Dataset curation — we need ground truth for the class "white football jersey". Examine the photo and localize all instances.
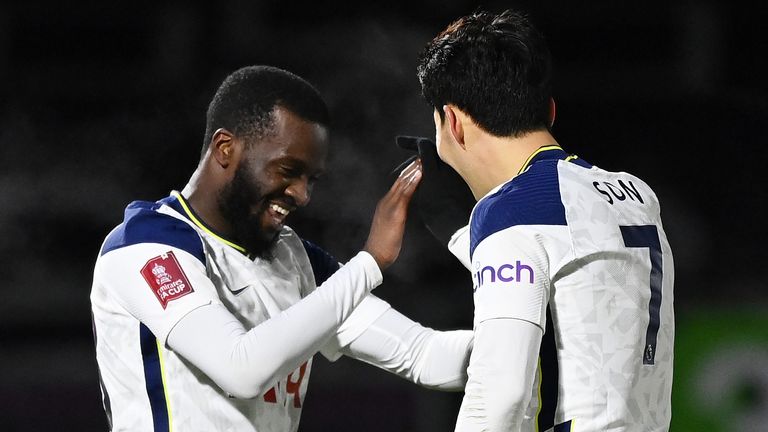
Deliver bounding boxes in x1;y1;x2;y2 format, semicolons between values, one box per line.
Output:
90;191;388;432
469;146;674;431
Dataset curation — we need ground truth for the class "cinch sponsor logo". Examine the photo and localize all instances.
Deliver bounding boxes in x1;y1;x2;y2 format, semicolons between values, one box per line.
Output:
473;260;534;291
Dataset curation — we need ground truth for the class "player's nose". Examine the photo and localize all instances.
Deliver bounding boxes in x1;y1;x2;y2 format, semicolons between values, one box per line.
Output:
285;177;311;207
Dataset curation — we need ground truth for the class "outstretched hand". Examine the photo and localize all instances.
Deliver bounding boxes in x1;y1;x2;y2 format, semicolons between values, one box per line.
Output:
364;159;422;270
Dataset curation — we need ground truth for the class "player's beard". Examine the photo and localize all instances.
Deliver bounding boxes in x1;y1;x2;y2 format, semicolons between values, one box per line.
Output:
217;160;280;261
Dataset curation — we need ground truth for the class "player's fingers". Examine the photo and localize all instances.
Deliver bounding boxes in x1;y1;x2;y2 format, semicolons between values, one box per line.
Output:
399;158;421;178
390;161;422;201
388;159;421;194
400;164;422;197
398;159;422;188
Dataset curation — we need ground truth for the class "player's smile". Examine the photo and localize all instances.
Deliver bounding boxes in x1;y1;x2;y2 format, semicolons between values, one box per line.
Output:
214;106;328;258
261;199;296;232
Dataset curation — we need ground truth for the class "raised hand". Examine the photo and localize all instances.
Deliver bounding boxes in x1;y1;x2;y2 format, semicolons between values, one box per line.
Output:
364;159;422;269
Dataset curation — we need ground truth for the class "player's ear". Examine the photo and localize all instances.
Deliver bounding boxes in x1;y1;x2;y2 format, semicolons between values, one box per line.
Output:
548;97;556;128
211;128;236;169
444;105;466;150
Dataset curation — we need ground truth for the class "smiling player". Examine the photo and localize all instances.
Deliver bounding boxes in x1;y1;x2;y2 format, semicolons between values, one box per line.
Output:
90;65;473;432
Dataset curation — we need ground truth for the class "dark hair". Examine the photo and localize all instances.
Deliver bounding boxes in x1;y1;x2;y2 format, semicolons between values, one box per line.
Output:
417;9;552;137
202;65;330;153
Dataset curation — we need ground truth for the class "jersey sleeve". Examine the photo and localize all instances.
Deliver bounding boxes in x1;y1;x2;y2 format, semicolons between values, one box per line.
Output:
339;307;473;390
454;318;542;431
96;209;220;342
166;251;387;399
447;224;472;270
319;294;392;361
300;239;392;360
471;226;550;329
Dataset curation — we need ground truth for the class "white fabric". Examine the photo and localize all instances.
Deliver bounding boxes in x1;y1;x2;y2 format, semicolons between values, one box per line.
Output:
91;198;384;432
470;227;550;328
454;318;542;431
447;224;471;270
462;159;674;431
341;307;473;390
165;251;383;399
319;293;392;361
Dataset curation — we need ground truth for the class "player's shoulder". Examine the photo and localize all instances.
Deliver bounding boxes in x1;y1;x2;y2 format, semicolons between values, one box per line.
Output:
298;237;340;286
469;145;598;256
471;160;567;246
100;196;205;263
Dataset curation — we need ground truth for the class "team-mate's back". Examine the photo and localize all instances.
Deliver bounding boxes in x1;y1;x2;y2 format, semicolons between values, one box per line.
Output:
469;149;674;431
555;157;674;430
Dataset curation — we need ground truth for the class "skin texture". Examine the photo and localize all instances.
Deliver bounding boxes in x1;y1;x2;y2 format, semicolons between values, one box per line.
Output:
433;101;557;200
182;105;422;268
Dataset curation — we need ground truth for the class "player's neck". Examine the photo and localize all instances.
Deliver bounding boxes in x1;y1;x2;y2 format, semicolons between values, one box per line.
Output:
463;129;558;199
180;163;235;237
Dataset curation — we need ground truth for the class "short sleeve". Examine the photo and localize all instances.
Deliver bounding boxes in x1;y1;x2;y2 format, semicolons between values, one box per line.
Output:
97;206;220;342
97;244;220;343
471;226;550;329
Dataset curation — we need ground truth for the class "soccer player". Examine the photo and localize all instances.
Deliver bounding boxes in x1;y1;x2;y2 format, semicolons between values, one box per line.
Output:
415;9;675;431
90;65;473;431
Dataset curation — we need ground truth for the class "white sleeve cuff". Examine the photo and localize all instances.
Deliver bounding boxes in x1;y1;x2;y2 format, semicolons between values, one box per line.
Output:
447;225;471;270
356;251;384;289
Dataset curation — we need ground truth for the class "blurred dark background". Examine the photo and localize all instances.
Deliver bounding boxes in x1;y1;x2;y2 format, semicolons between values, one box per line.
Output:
1;1;767;431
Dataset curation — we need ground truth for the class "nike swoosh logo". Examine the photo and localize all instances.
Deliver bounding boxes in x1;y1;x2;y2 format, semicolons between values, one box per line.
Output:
231;286;250;295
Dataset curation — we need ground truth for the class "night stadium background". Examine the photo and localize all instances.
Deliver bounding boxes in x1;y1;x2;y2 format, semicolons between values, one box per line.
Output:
1;1;766;430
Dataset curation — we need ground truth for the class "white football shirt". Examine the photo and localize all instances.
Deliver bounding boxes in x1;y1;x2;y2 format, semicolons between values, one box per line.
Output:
468;146;674;431
90;191;390;431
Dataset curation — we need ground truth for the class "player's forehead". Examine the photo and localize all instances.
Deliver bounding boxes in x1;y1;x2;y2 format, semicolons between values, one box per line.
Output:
256;106;329;171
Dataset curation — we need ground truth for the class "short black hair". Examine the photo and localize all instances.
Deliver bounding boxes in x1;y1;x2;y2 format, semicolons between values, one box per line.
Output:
202;65;330;153
417;9;552;137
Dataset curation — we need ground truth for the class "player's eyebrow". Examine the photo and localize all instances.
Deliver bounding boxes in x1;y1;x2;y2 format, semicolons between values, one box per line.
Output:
276;156;325;178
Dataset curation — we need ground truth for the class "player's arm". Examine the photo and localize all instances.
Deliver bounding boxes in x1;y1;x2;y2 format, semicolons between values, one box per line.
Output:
111;162;421;399
454;226;550;431
455;319;541;431
102;237;383;400
305;231;473;391
165;249;382;399
167;161;420;399
328;296;473;391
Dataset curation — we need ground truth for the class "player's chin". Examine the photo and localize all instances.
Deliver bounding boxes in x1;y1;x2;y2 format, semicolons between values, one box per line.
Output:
259;210;285;236
241;225;281;260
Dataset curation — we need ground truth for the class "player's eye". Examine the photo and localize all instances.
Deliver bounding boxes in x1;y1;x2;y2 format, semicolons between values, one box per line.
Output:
279;165;300;178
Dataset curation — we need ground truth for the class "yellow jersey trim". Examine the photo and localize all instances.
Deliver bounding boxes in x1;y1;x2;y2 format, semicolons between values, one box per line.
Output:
170;191;248;254
156;340;174;432
518;145;564;175
535;358;543;432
